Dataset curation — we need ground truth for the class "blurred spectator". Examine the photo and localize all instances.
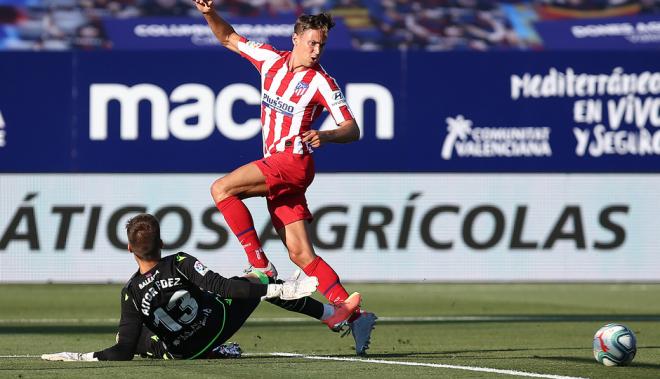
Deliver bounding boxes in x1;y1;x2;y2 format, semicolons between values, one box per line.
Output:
73;17;111;48
138;0;197;16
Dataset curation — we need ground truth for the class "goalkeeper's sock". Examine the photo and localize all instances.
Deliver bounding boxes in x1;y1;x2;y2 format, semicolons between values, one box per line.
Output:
216;196;269;268
321;304;335;321
267;296;324;319
302;257;350;303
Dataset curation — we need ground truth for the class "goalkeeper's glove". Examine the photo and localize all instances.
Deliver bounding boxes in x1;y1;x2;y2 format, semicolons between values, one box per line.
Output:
41;352;98;362
262;270;318;300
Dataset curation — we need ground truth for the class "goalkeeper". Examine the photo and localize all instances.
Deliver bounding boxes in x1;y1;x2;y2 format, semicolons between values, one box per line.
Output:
42;213;353;361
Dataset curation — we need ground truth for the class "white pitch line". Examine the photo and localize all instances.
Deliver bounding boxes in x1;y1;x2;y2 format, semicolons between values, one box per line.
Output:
0;352;589;379
270;353;588;379
0;355;39;358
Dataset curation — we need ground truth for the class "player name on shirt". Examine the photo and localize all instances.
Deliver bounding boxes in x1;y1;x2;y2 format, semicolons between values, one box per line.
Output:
139;276;183;316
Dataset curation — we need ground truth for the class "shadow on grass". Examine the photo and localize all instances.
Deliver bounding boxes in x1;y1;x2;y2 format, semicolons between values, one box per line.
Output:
537;355;660;369
0;325;117;334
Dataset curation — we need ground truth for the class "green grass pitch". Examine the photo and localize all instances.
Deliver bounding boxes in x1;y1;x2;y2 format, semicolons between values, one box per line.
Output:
1;283;659;378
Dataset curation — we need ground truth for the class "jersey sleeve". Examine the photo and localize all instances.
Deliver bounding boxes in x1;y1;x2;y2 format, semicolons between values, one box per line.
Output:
94;287;142;361
174;252;267;299
237;36;284;73
314;72;354;125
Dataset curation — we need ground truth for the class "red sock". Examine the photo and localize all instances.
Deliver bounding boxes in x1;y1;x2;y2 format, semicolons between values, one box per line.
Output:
303;257;349;303
216;196;269;268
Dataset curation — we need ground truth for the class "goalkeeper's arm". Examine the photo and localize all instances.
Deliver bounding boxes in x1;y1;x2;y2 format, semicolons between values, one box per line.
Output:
93;287;142;361
42;288;142;361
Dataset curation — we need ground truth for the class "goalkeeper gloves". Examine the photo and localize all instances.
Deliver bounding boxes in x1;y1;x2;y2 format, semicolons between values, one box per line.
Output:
41;352;98;362
262;270;318;300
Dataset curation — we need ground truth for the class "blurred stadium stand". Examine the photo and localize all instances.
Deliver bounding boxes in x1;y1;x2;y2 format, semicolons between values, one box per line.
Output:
0;0;658;50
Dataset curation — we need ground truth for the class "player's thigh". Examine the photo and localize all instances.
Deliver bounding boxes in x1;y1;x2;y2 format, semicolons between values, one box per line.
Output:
212;162;267;199
217;299;260;343
136;326;169;358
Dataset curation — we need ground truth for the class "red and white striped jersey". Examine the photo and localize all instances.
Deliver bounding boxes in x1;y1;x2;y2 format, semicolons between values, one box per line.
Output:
237;37;354;157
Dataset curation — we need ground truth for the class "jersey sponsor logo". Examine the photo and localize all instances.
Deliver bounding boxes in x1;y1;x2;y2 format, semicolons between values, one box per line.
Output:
138;270;160;289
441;115;552;160
262;92;294;116
293;81;309;97
330;90;347;107
194;260;209;276
246;40;264;49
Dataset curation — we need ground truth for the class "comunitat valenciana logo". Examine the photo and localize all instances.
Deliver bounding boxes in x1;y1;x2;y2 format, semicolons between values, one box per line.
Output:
0;109;6;147
440;115;552;160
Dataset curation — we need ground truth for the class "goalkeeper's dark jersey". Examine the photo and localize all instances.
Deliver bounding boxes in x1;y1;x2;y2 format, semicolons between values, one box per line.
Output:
94;252;267;360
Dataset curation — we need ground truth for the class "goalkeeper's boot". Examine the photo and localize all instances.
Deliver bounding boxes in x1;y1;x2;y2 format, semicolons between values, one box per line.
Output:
244;261;278;280
345;311;377;356
323;292;361;331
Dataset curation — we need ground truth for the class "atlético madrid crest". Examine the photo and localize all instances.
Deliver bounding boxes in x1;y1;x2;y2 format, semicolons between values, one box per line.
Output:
294;81;309;96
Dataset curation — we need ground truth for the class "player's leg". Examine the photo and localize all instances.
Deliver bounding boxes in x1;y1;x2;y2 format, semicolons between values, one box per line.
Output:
213;275;264;345
276;220;349;302
261;153;377;354
271;204;377;355
276;220;376;355
135;326;171;359
211;161;275;275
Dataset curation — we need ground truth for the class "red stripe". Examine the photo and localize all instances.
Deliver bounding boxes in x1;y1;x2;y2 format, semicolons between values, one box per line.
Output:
302;104;316;125
260;105;267;155
598;332;609;352
264;108;278;154
272;115;293;153
263;57;286;92
311;104;324;122
339;105;353;122
317;65;340;91
237;36;264;72
275;72;294;97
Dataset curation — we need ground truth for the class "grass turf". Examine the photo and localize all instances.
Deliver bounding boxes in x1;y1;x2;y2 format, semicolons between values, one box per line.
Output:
1;283;659;378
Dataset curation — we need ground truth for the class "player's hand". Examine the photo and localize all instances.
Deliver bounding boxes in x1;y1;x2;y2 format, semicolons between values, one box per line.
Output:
41;352;97;362
193;0;214;14
302;130;325;148
263;273;318;300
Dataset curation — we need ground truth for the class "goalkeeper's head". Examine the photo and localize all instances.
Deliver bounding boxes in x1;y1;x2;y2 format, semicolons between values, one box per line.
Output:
126;213;162;262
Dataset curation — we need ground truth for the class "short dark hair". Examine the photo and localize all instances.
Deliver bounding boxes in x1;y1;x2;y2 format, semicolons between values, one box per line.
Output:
126;213;161;260
294;13;335;35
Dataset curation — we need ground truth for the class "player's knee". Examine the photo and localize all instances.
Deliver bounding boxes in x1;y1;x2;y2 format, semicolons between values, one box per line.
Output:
210;177;230;201
287;246;315;267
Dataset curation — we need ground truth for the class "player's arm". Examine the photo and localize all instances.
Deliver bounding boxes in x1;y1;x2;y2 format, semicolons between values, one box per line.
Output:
175;253;317;300
193;0;241;54
42;288;142;362
303;119;359;147
303;75;360;148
